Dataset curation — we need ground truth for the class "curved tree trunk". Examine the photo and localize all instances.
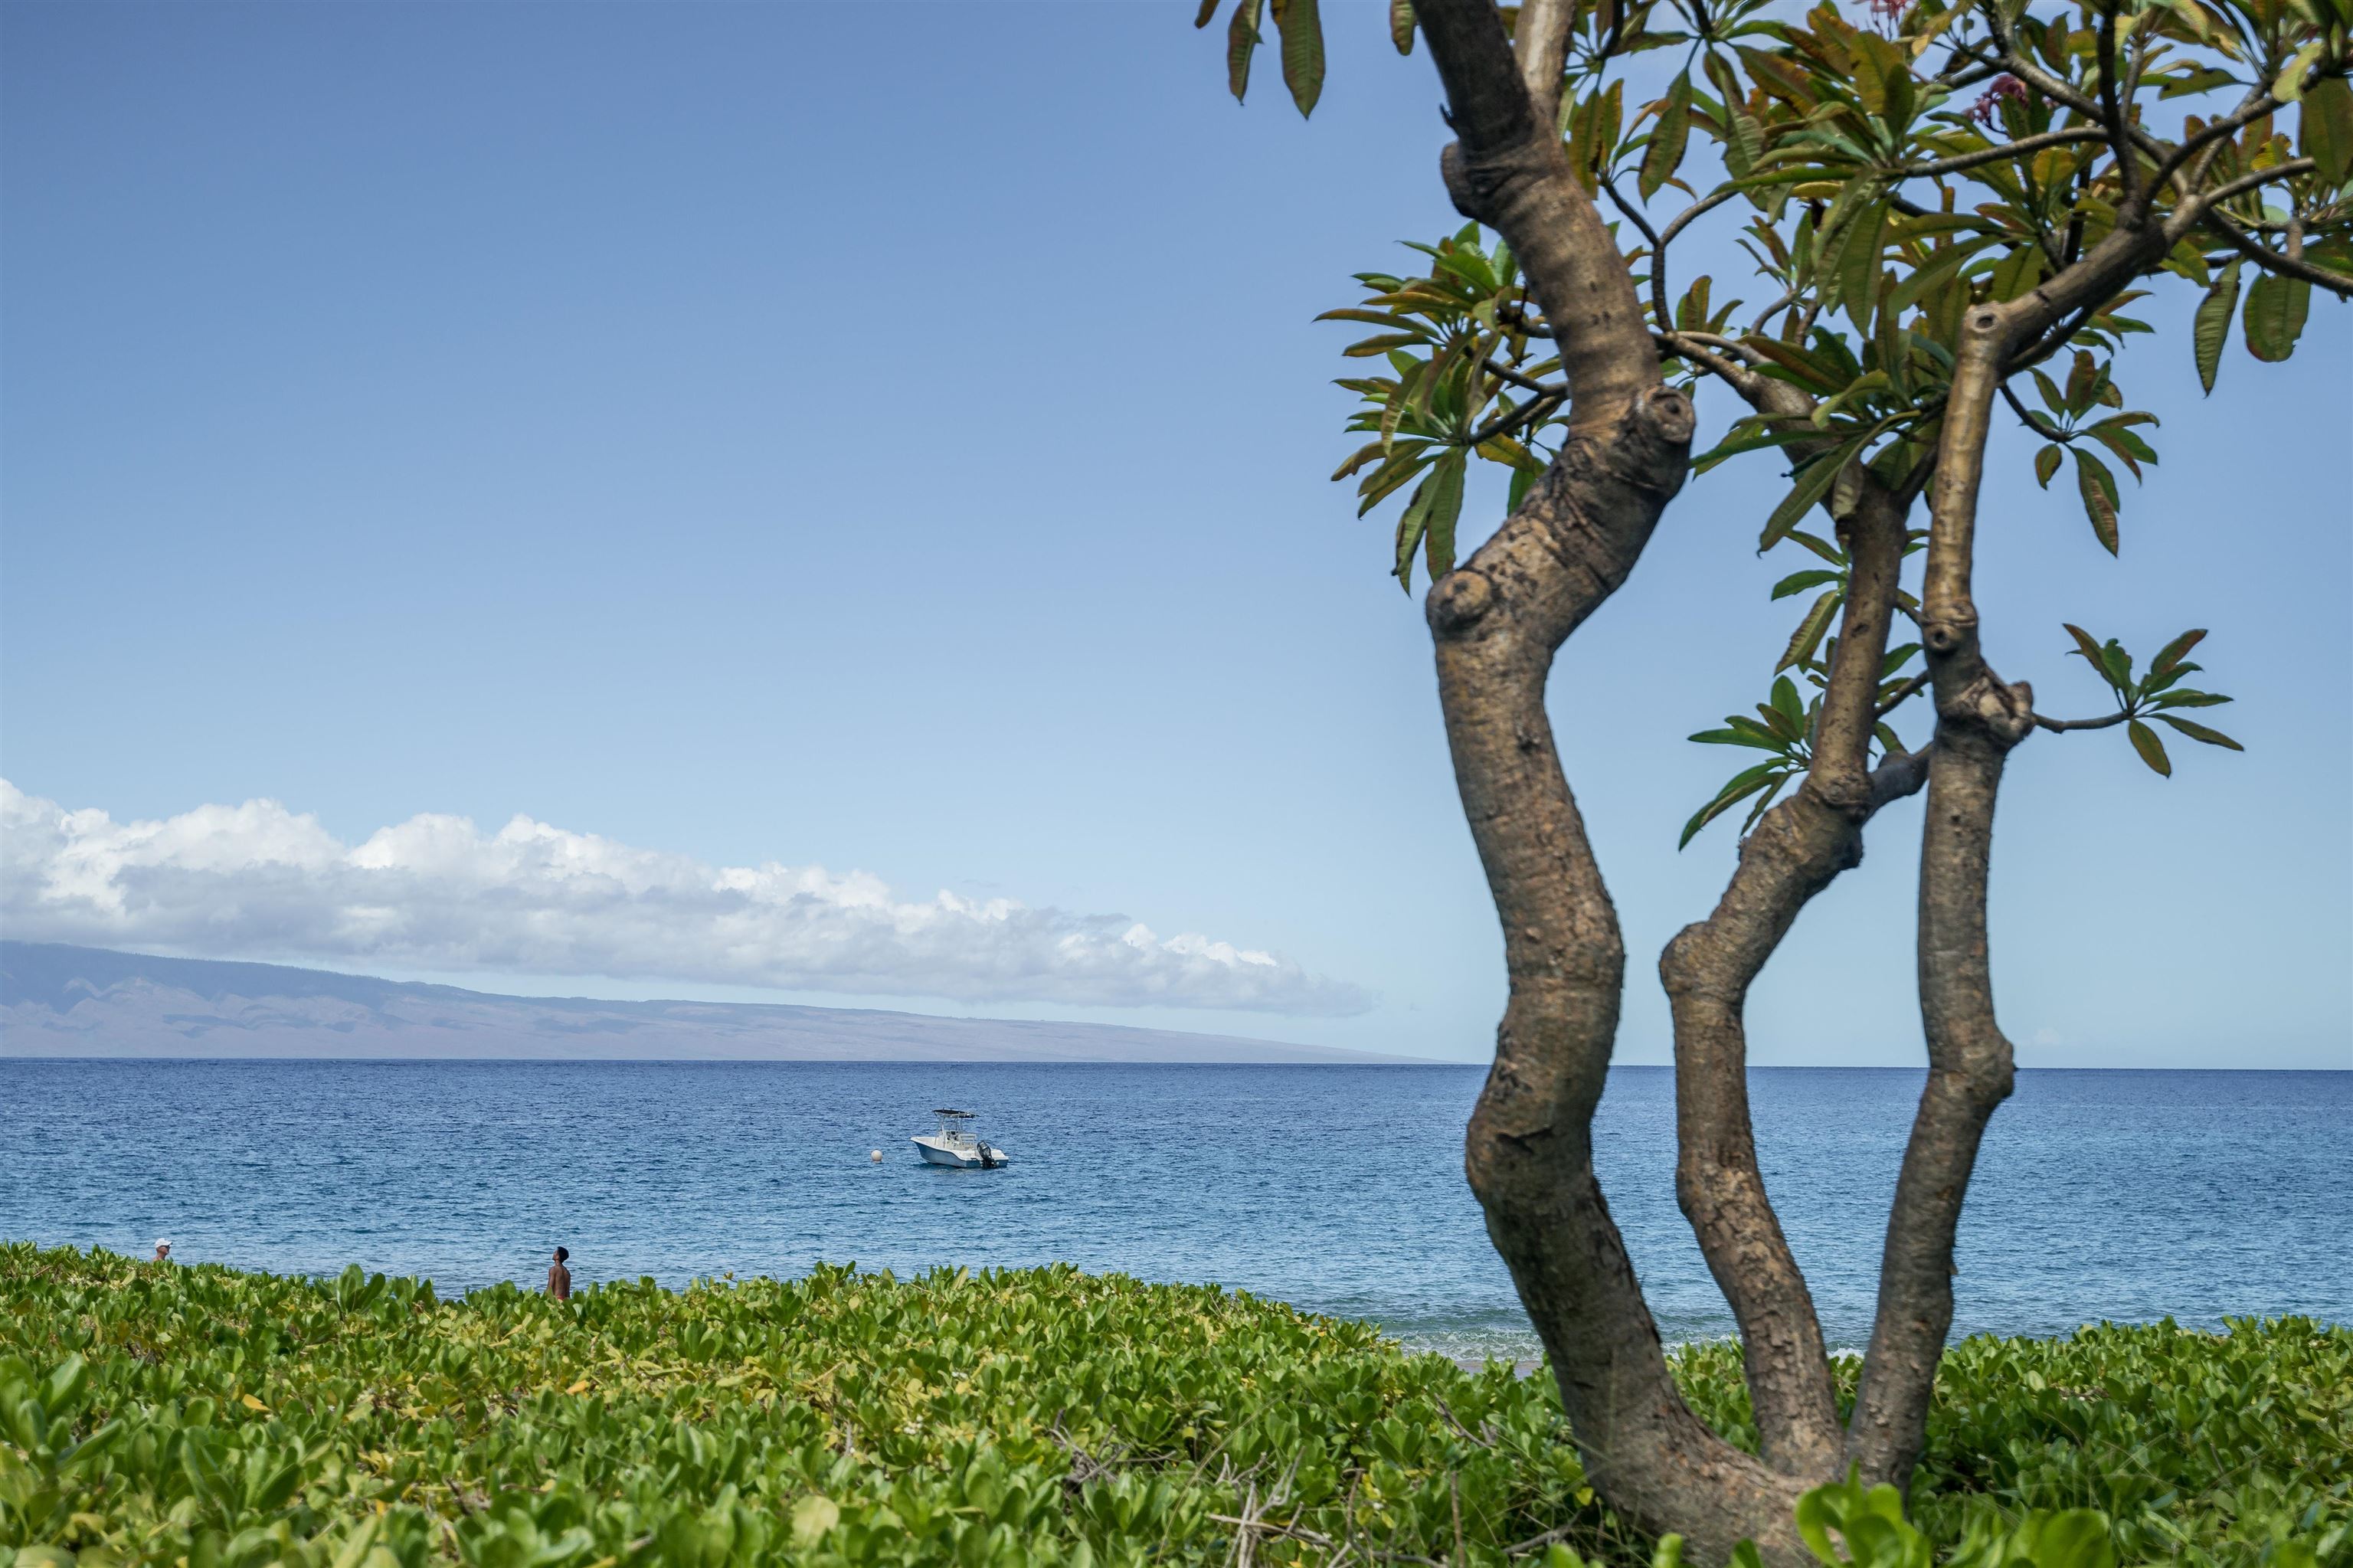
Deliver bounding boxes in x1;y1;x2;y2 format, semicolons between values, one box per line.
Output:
1660;481;1912;1480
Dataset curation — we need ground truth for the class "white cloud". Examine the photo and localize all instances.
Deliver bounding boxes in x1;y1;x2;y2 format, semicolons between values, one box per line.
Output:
0;781;1371;1016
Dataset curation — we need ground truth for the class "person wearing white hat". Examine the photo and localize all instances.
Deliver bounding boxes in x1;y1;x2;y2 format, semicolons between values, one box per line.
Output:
153;1239;172;1262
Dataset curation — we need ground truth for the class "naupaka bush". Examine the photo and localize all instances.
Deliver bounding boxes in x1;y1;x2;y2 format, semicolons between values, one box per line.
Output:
2;1245;2344;1567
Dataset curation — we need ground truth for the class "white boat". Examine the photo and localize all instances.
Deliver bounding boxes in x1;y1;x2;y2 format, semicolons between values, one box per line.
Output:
911;1108;1010;1168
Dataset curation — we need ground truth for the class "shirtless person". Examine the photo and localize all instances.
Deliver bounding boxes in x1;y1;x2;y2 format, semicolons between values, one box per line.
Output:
547;1246;571;1301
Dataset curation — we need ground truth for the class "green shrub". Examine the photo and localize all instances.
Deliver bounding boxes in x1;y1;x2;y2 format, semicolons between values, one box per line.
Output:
1;1245;2343;1567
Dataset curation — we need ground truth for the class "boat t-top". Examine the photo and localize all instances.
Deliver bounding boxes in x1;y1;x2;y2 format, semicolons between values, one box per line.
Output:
911;1109;1010;1169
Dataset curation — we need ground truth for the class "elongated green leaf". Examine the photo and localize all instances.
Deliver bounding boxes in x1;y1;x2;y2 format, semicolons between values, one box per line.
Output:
2101;648;2134;696
1389;0;1415;54
2148;627;2207;678
2127;718;2173;777
1776;589;1843;672
1770;568;1844;600
2243;273;2311;363
1356;444;1431;513
2302;76;2353;185
2084;419;2160;477
1639;77;1693;201
1679;761;1787;849
1421;450;1466;581
1226;0;1264;102
1689;727;1790;750
2034;444;2063;488
1193;0;1222;26
1268;0;1324;117
1887;236;1995;315
1392;472;1435;590
2073;450;2121;555
1759;440;1861;552
2155;714;2243;750
2193;261;2240;394
2060;622;2116;683
1343;333;1431;358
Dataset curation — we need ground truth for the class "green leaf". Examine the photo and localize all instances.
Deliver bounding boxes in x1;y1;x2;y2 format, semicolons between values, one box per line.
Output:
1226;0;1264;103
2127;719;2172;777
1639;76;1693;201
1392;471;1436;591
2192;261;2241;394
2242;273;2310;363
2060;623;2116;683
1389;0;1415;54
2098;639;2133;692
1759;442;1861;552
2034;444;2063;488
2086;424;2157;478
1887;236;1994;315
1268;0;1324;116
1777;589;1843;672
2073;450;2120;555
2154;714;2243;750
1689;727;1789;751
2301;76;2353;186
1421;450;1467;581
1679;761;1787;849
2271;39;2323;103
1770;568;1844;600
1194;0;1222;25
2014;1510;2119;1568
2148;628;2206;679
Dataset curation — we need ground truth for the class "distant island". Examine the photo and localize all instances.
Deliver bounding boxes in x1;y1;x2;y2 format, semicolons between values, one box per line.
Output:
0;941;1423;1063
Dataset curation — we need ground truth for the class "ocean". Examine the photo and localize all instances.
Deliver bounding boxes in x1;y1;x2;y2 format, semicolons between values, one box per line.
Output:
2;1061;2345;1362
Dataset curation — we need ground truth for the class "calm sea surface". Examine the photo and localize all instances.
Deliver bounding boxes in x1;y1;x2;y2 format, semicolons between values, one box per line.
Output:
2;1062;2345;1361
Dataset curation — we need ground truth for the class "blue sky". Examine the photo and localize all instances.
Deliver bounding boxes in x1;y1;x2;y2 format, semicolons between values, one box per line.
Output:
2;2;2345;1067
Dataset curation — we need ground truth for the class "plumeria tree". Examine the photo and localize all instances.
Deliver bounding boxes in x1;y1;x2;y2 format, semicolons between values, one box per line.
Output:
1199;0;2342;1557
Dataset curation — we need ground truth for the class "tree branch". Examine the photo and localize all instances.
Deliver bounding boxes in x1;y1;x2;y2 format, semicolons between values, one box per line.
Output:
1419;0;1660;431
1655;332;1811;418
2153;88;2279;191
1660;476;1912;1479
1435;383;1807;1561
1657;185;1744;251
1484;355;1564;395
1899;128;2109;181
2200;211;2353;297
2096;7;2144;211
1412;3;1811;1549
1847;671;2031;1488
2188;157;2318;219
1997;381;2067;442
1466;387;1567;448
2032;708;2129;732
1602;176;1674;329
1875;672;1930;720
1512;0;1577;130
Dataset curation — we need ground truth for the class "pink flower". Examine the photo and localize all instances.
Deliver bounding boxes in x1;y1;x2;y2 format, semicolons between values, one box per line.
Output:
1968;74;2030;124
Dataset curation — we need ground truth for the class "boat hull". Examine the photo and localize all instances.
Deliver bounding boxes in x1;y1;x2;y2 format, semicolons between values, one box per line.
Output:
911;1134;1008;1168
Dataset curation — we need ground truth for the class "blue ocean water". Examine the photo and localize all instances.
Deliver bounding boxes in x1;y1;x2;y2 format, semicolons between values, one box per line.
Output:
2;1062;2345;1361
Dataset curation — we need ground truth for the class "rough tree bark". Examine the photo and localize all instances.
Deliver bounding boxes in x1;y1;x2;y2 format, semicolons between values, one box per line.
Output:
1413;0;1829;1555
1847;192;2186;1481
1402;0;2308;1546
1659;476;1914;1482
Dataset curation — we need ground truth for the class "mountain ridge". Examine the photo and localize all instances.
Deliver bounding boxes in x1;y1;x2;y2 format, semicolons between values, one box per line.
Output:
0;942;1427;1063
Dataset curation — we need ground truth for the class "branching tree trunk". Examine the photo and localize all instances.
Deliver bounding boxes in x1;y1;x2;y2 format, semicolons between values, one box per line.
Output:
1200;0;2349;1553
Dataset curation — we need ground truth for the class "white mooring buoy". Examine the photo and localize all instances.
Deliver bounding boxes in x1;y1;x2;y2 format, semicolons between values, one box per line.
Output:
869;1149;883;1164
